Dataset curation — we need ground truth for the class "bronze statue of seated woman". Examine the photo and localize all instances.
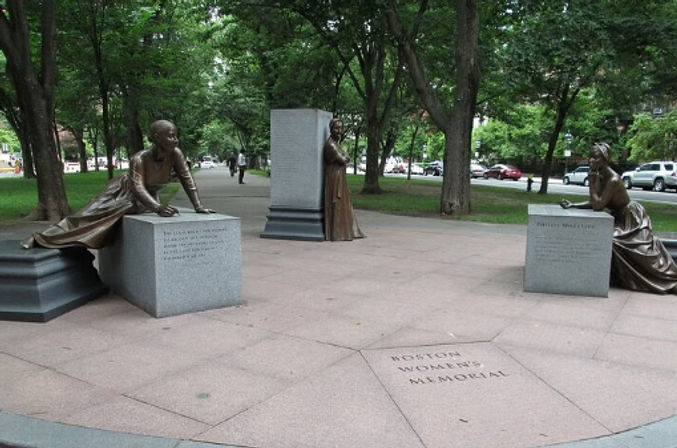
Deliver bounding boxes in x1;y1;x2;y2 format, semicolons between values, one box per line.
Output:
561;142;677;293
23;120;214;249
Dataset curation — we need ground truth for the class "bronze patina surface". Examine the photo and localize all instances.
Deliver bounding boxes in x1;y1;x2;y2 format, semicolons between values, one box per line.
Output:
561;142;677;293
23;120;214;249
323;118;364;241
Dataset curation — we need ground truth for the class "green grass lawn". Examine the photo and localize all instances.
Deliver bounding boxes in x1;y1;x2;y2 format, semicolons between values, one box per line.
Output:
3;170;677;233
0;171;180;220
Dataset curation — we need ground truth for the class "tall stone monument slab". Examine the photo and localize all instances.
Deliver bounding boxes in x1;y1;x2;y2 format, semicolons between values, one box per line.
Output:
524;204;613;297
261;108;332;241
99;210;241;317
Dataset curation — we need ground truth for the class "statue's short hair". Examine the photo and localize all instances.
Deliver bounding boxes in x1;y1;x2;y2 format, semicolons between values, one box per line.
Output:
593;142;611;163
150;119;176;137
329;118;342;130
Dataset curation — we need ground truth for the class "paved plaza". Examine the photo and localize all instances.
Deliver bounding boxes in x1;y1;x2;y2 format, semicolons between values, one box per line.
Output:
2;167;677;448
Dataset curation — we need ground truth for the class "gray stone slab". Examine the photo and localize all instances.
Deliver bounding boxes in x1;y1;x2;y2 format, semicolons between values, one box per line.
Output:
269;108;331;209
99;210;241;317
503;345;677;433
261;109;332;241
129;359;290;426
198;353;426;448
61;395;210;439
0;240;108;322
362;343;609;448
525;204;613;297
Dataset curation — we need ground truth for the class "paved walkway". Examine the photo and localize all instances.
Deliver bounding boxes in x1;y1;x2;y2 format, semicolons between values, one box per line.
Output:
2;167;677;448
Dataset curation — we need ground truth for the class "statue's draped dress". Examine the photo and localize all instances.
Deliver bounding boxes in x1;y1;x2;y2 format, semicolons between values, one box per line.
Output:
611;201;677;293
323;138;364;241
23;147;197;249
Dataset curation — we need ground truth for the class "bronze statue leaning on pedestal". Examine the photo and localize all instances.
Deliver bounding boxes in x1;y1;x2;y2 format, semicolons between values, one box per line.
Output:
323;118;364;241
560;142;677;293
22;119;214;249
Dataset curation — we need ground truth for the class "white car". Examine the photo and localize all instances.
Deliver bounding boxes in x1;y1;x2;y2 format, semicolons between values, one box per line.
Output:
200;156;217;169
470;163;487;178
562;166;590;186
409;163;424;175
622;161;677;192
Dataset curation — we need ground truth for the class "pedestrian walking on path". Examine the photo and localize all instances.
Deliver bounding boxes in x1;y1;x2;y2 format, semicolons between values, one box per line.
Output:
227;153;237;177
237;150;247;184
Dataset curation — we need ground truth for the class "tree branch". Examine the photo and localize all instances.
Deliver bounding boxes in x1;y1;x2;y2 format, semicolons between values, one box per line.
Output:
386;0;451;130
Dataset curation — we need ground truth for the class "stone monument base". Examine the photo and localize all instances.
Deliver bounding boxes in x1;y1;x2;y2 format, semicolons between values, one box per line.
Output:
0;240;108;322
98;210;241;318
524;204;613;297
260;206;324;241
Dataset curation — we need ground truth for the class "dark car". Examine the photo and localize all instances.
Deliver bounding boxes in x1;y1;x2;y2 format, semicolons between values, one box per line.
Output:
483;164;522;181
423;161;443;176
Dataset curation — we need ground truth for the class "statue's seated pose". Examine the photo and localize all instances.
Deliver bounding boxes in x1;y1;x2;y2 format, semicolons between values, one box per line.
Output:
560;142;677;293
23;119;214;249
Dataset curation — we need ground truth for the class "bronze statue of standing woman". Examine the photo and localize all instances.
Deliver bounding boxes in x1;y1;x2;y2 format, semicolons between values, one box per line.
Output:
23;120;214;249
323;118;364;241
561;142;677;293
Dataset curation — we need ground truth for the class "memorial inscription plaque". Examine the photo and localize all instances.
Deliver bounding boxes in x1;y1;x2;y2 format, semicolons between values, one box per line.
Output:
524;204;613;297
99;210;241;317
362;343;605;447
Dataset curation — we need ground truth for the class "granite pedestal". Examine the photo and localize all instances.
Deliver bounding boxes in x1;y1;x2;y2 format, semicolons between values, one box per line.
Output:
524;204;613;297
261;108;332;241
98;210;241;318
0;240;108;322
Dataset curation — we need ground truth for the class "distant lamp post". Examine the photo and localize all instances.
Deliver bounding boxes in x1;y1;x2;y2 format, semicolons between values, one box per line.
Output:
564;131;573;174
475;140;481;160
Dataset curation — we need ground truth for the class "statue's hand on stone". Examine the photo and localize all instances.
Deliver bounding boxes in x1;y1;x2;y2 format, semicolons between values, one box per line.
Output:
195;205;215;214
157;205;180;217
560;199;572;209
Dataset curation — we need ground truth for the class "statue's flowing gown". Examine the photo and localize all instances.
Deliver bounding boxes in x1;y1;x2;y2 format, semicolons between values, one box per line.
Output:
611;201;677;293
323;139;364;241
23;147;197;249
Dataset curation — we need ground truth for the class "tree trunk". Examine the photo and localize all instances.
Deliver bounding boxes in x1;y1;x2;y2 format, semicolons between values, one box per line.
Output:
388;0;478;216
0;0;69;220
18;109;35;178
378;129;397;176
440;0;479;216
538;105;567;195
72;127;89;173
122;89;144;156
538;84;579;195
352;127;361;175
361;114;382;194
407;115;422;180
20;82;69;219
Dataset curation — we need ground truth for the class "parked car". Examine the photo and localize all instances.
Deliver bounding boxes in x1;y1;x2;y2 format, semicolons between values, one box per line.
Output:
389;162;406;174
621;161;677;192
409;162;424;175
200;156;217;169
470;163;487;178
423;161;443;176
483;164;522;180
563;166;590;186
63;161;81;173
